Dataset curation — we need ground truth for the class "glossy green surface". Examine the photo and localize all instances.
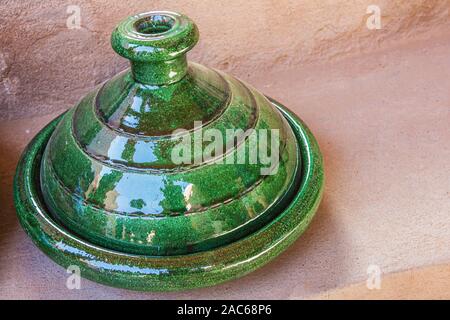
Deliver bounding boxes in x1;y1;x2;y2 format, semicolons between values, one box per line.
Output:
14;10;324;290
14;99;324;291
39;11;300;256
111;11;198;85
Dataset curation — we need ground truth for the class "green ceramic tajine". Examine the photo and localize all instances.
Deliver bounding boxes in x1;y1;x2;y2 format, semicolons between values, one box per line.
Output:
13;11;324;291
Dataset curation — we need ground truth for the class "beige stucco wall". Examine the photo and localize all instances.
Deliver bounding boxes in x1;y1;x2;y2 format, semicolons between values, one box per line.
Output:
0;0;449;120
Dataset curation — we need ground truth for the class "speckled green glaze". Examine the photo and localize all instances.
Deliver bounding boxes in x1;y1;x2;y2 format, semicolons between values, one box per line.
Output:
111;11;198;85
13;11;324;291
14;99;323;291
39;11;300;257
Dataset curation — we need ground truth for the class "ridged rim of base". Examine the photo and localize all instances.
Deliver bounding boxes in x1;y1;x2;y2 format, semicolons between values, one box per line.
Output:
13;98;324;292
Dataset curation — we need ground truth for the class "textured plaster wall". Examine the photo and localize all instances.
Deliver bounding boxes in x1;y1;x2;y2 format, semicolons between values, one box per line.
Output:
0;0;449;120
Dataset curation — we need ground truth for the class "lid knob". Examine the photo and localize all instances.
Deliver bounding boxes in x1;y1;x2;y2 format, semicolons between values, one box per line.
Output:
111;11;199;85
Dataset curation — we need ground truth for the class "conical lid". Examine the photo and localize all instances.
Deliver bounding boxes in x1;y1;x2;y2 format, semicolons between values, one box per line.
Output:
40;11;301;256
